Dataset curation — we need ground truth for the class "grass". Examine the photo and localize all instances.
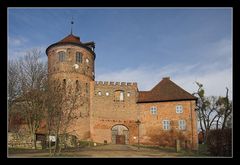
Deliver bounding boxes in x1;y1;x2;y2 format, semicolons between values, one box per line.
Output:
178;144;211;157
132;144;177;153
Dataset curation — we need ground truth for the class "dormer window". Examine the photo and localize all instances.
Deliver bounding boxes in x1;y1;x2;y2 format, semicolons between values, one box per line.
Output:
58;51;66;62
76;52;82;63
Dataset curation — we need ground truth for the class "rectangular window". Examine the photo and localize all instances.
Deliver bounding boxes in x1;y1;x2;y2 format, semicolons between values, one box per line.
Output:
176;105;183;113
76;52;82;63
150;106;157;115
179;120;186;130
58;51;65;62
120;91;124;101
163;120;170;130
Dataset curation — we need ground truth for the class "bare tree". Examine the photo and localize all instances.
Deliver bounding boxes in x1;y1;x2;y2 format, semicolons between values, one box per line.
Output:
8;60;21;132
45;79;84;156
216;88;232;130
193;82;232;143
13;49;47;149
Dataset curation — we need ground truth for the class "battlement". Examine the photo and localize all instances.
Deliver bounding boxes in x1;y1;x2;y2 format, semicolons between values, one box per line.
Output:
95;81;137;87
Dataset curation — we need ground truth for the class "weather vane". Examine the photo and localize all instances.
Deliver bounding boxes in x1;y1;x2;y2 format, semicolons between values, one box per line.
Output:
71;17;74;34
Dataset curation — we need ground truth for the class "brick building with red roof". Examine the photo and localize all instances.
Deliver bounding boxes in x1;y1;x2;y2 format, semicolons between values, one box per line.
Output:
12;32;198;150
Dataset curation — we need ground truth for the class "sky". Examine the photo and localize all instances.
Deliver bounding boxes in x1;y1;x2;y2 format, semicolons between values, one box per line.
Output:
8;8;232;99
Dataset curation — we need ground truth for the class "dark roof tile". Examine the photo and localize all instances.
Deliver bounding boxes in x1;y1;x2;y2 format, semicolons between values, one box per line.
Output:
138;77;197;103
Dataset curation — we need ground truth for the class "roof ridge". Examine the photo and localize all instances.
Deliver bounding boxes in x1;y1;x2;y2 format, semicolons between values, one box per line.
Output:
138;78;197;103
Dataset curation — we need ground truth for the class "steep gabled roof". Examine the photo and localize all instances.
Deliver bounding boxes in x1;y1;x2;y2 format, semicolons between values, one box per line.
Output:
138;77;197;103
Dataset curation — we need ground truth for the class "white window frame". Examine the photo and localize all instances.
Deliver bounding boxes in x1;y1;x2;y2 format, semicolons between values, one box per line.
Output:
150;106;157;115
163;120;170;130
176;105;183;113
179;120;186;130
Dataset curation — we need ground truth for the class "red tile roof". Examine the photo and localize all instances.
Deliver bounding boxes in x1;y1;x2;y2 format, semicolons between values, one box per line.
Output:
138;77;197;103
58;34;81;44
46;33;96;59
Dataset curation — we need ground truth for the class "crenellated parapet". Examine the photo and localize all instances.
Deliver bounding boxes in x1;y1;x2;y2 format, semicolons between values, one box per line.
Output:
95;81;137;87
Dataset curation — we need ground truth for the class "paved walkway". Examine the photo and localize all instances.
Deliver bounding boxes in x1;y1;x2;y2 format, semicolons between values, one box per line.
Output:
9;144;182;158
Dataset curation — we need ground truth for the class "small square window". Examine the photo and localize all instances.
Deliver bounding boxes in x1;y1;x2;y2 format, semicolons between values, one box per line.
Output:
176;105;183;113
98;91;102;96
127;92;130;97
150;106;157;115
106;92;109;96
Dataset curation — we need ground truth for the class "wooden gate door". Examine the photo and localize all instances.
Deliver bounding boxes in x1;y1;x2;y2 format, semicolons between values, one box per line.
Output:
116;135;125;144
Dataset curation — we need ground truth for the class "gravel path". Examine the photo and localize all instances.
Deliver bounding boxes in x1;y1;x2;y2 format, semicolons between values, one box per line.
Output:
8;144;182;158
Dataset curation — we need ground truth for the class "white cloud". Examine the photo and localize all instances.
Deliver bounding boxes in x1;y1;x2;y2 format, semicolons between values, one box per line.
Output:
96;37;232;99
8;46;48;62
96;63;232;99
173;67;232;99
8;36;28;46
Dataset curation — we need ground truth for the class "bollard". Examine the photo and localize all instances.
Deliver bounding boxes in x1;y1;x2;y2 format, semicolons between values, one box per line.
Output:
176;139;180;152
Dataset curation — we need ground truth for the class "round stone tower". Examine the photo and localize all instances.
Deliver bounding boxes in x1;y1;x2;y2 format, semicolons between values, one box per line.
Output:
46;33;95;140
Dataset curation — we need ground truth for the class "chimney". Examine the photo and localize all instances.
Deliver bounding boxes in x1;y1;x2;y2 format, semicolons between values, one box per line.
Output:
163;77;170;80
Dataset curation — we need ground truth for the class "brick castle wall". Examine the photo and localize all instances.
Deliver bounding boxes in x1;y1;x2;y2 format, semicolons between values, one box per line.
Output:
89;81;139;144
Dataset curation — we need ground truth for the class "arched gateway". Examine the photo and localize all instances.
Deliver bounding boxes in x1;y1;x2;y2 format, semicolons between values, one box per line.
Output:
111;125;129;144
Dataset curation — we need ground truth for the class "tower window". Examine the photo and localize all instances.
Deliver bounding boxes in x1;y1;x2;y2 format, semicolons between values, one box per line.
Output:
76;52;82;63
58;51;66;62
76;80;80;92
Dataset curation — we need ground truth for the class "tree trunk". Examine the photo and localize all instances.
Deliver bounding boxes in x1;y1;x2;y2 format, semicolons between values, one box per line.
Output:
32;133;36;149
204;128;210;144
53;134;58;156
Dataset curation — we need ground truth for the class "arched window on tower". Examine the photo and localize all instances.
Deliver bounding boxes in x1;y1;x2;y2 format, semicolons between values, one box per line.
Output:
58;51;66;62
76;52;82;63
